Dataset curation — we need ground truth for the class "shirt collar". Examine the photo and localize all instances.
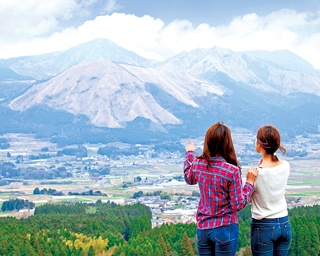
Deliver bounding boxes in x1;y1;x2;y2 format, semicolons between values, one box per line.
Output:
210;156;225;162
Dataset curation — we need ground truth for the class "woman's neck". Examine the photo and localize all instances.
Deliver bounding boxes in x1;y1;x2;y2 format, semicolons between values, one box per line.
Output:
259;152;281;168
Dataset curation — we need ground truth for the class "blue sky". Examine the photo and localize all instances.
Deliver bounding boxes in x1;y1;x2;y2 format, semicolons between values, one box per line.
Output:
114;0;319;26
1;0;320;69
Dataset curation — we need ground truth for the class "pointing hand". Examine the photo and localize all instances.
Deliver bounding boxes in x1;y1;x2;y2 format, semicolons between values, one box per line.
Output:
185;138;197;152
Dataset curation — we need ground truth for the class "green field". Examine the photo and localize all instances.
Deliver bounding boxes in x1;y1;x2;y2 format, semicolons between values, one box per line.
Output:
1;133;320;217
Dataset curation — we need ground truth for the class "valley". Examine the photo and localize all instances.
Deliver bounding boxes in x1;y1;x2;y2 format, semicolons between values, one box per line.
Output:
0;131;319;222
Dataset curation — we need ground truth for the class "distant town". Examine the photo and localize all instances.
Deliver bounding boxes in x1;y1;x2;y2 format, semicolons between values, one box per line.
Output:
0;130;319;224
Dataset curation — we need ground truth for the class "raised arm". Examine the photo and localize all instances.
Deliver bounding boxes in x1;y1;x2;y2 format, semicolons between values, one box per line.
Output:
183;138;198;185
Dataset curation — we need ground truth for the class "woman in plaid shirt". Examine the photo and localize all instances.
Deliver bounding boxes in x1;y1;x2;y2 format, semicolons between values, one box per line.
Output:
184;122;258;256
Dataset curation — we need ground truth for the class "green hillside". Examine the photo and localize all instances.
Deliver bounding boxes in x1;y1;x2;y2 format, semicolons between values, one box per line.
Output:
0;201;319;255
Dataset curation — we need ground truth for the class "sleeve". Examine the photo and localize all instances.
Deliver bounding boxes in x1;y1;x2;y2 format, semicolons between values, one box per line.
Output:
229;169;254;212
183;151;198;185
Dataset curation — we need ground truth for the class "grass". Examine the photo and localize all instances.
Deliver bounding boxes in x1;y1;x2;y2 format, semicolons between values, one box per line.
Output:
34;202;48;207
1;153;320;218
107;193;132;199
293;179;320;185
53;197;94;203
287;191;320;196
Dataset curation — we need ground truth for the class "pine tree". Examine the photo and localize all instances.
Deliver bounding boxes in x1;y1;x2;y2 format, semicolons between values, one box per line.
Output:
179;232;195;256
308;221;320;255
53;244;60;256
158;234;170;256
154;244;164;256
87;246;95;256
13;250;22;256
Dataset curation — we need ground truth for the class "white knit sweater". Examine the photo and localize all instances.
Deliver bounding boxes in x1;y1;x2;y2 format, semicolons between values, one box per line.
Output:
251;160;290;220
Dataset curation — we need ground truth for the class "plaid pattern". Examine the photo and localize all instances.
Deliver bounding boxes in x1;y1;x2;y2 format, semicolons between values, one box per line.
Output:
184;151;254;230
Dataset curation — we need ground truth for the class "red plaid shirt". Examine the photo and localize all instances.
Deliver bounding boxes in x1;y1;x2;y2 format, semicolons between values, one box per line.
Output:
184;151;254;230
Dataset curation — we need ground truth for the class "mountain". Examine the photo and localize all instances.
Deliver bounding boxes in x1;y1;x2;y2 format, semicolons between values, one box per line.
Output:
1;39;320;145
240;50;320;96
156;47;271;91
0;38;151;80
9;61;205;128
156;47;320;96
242;50;316;74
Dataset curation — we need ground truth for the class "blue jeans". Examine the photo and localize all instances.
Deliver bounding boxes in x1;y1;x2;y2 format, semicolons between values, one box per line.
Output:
251;216;292;256
197;223;239;256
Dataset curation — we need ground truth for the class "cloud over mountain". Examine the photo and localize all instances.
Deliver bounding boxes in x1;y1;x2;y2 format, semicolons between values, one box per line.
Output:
1;2;320;70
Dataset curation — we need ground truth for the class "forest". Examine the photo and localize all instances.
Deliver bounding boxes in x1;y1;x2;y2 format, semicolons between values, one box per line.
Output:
1;199;35;212
0;201;319;255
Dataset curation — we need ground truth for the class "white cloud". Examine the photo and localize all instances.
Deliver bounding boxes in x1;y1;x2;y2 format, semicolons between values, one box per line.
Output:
0;5;320;69
0;0;77;40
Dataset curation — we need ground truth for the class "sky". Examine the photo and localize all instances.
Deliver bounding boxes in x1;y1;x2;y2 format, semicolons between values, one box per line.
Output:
1;0;320;69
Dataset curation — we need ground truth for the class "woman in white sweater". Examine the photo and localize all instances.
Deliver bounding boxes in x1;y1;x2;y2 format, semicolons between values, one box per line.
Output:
250;125;292;256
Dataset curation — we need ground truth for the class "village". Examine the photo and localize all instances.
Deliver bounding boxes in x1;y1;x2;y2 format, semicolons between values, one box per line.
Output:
0;131;319;224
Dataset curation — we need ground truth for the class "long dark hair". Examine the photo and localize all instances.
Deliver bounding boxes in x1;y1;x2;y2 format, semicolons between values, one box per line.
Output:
256;125;286;161
198;122;240;169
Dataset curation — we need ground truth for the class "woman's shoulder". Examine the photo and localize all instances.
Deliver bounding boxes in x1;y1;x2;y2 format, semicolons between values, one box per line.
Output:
279;159;290;168
265;159;290;171
220;160;240;173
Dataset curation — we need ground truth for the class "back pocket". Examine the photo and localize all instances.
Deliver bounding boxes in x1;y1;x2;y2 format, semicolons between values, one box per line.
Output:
284;224;293;242
256;227;275;245
215;225;231;244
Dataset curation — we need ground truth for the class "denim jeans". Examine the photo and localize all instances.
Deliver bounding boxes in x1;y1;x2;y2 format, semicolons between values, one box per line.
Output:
251;216;292;256
197;223;239;256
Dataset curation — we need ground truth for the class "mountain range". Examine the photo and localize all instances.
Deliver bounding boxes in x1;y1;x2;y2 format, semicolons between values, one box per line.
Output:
0;38;319;146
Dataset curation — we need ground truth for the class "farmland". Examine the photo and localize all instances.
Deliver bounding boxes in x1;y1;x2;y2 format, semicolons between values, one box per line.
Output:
0;131;319;219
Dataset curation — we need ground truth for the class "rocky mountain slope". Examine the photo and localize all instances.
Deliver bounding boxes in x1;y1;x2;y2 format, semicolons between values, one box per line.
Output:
1;38;319;144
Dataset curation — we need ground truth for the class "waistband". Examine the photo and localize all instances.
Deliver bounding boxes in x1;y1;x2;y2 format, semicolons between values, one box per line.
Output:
252;216;289;224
